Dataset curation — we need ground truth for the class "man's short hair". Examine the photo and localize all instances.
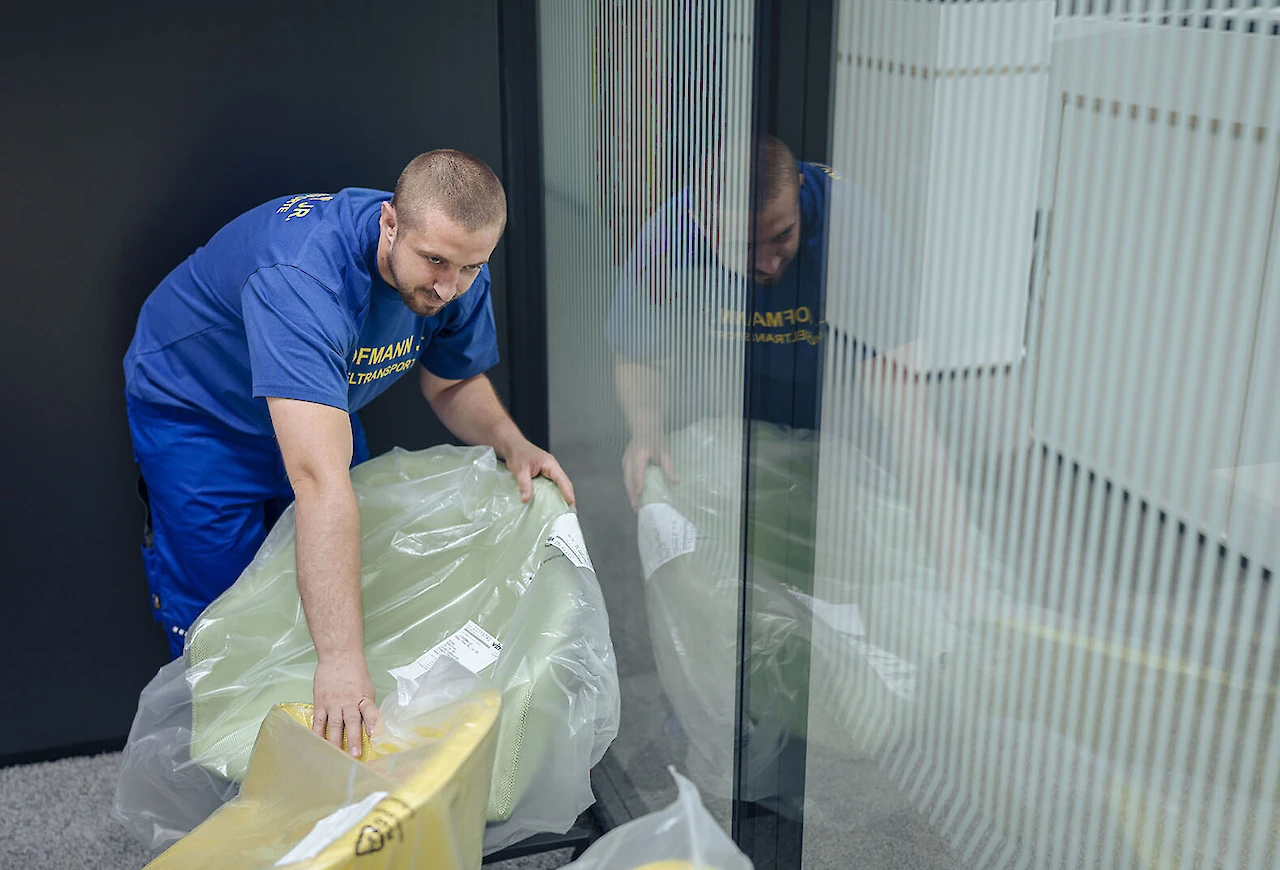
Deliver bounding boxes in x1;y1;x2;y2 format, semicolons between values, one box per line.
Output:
754;135;800;208
391;150;507;233
693;134;800;217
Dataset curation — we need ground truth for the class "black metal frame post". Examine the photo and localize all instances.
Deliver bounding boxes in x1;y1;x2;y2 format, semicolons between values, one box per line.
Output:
496;0;550;449
731;0;837;867
481;823;596;865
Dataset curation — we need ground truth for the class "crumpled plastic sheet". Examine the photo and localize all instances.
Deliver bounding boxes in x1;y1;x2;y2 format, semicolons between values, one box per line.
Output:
114;445;620;856
562;768;753;870
142;657;502;869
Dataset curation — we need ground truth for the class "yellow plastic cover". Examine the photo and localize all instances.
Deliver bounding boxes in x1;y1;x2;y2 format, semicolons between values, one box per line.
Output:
145;660;501;870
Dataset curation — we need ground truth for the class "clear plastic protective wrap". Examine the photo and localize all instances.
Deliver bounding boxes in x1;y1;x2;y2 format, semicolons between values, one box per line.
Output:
562;768;753;870
114;445;620;855
113;656;243;849
143;657;501;870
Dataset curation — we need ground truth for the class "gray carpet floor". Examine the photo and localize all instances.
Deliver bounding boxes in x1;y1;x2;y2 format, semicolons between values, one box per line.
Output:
0;751;576;870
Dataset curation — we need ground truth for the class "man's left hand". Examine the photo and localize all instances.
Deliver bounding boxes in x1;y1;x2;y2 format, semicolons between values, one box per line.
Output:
503;439;576;507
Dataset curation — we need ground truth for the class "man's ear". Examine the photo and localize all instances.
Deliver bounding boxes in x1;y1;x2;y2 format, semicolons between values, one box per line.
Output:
380;201;397;242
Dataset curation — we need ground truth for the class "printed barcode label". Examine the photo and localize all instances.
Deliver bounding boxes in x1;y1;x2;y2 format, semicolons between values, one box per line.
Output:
388;620;503;703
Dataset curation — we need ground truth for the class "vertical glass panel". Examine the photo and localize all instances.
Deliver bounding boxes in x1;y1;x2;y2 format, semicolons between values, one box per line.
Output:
538;0;757;829
802;1;1280;868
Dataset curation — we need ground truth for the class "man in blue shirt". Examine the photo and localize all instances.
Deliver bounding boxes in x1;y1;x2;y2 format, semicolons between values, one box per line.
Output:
125;150;573;756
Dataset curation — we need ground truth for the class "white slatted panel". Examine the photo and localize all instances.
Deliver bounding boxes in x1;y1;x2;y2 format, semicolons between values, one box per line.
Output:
807;1;1280;868
1033;16;1280;555
827;0;1052;373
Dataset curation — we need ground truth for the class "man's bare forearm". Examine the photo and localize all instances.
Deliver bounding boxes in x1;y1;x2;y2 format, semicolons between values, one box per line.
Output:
293;478;364;660
425;373;523;458
420;368;576;505
615;358;668;442
863;353;973;583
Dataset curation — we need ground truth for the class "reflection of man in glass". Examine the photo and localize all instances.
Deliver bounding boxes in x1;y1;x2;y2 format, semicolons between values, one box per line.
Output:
608;132;979;586
607;137;831;501
605;136;938;511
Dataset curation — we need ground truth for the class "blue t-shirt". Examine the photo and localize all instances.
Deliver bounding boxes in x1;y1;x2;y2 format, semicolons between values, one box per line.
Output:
606;162;913;431
125;188;499;438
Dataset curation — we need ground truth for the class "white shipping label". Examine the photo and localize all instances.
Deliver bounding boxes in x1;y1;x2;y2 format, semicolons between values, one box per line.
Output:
276;791;389;866
546;512;594;571
387;620;502;695
637;502;698;580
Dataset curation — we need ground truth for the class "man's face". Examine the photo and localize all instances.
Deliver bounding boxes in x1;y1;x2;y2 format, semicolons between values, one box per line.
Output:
704;179;802;285
378;202;502;317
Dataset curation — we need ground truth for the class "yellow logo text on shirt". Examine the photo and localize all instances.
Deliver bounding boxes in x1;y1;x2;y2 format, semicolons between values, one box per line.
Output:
347;336;421;386
276;193;334;222
720;306;815;327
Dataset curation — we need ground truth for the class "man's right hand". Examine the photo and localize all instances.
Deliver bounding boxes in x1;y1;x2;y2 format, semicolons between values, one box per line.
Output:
622;437;678;510
312;650;379;757
267;396;374;757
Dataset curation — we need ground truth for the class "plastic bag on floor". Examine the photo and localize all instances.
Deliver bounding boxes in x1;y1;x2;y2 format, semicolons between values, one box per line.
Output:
563;769;752;870
114;445;620;855
144;658;501;870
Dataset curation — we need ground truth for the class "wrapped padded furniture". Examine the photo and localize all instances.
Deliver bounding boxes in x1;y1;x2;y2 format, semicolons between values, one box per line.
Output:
115;445;620;855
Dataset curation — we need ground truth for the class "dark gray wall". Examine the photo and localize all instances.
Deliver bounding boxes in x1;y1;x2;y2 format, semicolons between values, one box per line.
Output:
0;1;510;759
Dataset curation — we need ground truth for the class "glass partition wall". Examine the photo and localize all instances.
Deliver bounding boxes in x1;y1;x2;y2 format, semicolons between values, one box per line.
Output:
538;0;758;831
538;1;1280;867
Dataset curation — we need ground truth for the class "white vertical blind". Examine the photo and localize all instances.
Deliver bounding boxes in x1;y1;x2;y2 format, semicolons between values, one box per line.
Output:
808;1;1279;868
